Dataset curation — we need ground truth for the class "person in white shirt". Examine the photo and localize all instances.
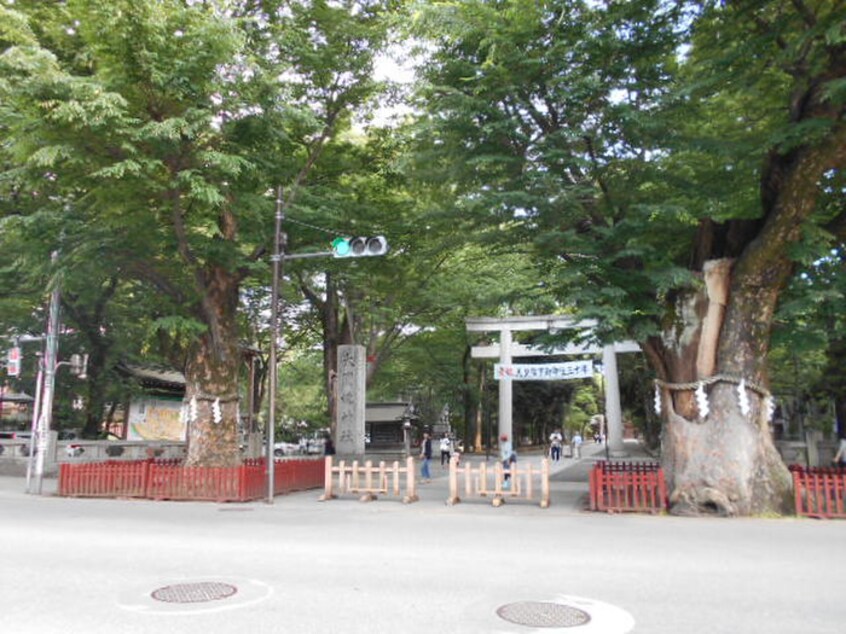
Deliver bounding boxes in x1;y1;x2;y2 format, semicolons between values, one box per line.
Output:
549;429;563;462
439;435;452;467
573;432;583;459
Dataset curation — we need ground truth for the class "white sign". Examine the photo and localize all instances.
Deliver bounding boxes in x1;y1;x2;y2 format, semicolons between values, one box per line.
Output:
495;360;594;381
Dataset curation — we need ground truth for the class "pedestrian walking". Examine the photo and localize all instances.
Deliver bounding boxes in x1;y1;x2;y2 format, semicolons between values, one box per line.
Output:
549;429;563;462
324;436;336;456
573;432;583;459
420;432;432;482
499;433;516;489
439;435;452;467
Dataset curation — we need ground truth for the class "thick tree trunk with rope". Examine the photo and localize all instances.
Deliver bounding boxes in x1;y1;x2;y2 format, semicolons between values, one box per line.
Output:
644;119;846;515
183;267;243;468
645;259;792;516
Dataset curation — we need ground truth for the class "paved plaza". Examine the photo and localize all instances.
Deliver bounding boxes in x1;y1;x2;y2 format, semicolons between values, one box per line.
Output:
1;441;844;634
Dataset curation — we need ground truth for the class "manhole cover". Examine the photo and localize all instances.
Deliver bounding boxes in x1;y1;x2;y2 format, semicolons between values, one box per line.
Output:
497;601;591;628
151;582;238;604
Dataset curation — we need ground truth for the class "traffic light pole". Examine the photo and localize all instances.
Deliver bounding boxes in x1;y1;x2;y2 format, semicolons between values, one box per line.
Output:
24;354;44;493
267;186;286;504
265;202;388;503
31;251;61;495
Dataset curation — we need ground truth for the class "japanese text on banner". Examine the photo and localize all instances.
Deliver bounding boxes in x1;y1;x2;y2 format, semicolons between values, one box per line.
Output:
494;360;594;381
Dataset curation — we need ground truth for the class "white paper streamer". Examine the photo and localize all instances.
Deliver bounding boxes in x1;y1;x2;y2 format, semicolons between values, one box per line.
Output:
695;382;710;419
737;379;750;417
189;395;198;423
764;395;775;422
212;398;222;424
654;385;662;415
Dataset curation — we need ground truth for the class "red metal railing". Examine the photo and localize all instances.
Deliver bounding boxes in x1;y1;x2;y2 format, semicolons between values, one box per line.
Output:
790;465;846;519
58;460;151;498
589;461;667;513
274;458;325;494
58;458;324;502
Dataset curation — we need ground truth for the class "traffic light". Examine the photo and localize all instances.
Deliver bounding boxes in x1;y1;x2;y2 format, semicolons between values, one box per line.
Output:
6;347;21;377
331;235;389;258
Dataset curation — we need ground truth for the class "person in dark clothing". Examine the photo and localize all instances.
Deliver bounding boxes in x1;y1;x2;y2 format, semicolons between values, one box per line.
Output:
324;436;336;456
420;432;432;482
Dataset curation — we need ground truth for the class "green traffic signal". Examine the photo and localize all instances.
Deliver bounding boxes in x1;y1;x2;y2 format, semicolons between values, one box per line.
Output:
331;236;389;258
331;237;352;257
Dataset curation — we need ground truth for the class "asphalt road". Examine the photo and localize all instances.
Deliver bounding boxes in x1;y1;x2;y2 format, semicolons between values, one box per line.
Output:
2;447;844;634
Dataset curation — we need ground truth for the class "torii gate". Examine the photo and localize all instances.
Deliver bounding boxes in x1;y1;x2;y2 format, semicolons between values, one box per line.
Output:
466;315;641;457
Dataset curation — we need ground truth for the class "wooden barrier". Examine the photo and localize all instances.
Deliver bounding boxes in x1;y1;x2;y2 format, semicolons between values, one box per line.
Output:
447;458;550;508
589;461;667;513
790;465;846;519
58;458;323;502
319;456;418;503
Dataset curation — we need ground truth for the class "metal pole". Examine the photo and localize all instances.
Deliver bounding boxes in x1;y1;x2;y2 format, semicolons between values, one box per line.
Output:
267;186;286;503
25;354;44;493
33;251;61;495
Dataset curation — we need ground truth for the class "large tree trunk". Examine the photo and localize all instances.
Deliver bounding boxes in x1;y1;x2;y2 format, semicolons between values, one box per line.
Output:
648;18;846;513
648;259;792;516
183;268;242;467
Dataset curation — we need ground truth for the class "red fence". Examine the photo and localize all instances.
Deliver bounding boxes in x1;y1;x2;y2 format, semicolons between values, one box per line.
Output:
59;458;324;502
790;465;846;519
589;461;667;513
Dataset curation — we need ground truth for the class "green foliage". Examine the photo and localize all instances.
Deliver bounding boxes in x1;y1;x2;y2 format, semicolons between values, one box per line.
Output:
411;0;843;329
3;0;844;451
279;350;330;431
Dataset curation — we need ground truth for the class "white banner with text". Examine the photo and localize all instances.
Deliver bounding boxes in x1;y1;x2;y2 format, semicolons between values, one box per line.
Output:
494;360;594;381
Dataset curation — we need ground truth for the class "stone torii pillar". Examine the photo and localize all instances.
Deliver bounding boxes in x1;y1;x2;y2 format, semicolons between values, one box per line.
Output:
498;326;513;442
602;344;626;457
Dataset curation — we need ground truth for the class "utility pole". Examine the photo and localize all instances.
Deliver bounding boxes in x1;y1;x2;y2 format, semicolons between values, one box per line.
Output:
24;353;44;493
32;251;61;495
267;186;286;504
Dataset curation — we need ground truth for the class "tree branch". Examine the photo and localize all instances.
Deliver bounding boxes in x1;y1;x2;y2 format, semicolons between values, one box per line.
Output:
125;260;189;304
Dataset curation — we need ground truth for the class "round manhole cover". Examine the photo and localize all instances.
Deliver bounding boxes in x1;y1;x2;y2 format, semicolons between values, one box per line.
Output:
497;601;591;628
151;582;238;604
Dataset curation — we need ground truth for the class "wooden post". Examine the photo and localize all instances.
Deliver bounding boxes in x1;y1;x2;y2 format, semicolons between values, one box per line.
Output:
338;460;347;493
378;461;387;493
403;456;418;503
360;460;376;502
492;461;504;507
392;461;400;496
364;460;373;490
447;455;460;505
540;458;550;508
351;460;360;491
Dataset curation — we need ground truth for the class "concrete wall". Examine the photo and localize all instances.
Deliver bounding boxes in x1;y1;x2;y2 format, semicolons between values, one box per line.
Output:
0;438;187;476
